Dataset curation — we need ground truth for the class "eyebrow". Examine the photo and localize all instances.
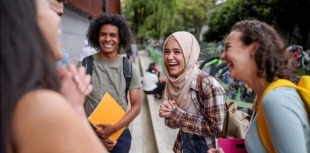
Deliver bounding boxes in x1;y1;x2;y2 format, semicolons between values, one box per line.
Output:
164;47;182;51
224;41;230;47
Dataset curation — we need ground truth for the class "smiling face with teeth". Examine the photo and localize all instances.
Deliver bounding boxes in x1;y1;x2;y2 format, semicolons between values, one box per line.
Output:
98;24;120;56
163;38;185;78
220;31;257;81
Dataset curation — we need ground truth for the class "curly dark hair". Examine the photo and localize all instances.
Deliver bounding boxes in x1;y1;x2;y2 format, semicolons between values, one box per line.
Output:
87;13;133;53
231;19;294;82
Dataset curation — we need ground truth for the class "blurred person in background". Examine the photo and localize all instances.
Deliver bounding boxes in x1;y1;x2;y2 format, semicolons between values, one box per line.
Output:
129;39;138;63
79;39;97;62
143;62;166;99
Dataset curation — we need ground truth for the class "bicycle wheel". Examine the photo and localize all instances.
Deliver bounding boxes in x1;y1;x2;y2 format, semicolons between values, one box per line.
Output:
198;52;210;64
198;52;210;61
211;63;229;83
199;56;223;74
211;64;255;110
301;49;310;71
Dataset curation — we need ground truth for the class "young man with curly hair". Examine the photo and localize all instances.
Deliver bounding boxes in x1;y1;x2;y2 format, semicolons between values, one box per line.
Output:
81;13;142;153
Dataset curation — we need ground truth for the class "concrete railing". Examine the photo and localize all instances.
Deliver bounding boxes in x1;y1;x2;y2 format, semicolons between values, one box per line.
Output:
139;50;177;153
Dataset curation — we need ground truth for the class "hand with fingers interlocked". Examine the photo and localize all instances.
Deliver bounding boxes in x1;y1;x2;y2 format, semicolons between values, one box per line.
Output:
159;99;176;118
58;64;93;118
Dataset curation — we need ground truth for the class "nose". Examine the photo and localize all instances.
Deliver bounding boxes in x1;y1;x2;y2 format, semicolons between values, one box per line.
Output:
167;52;174;60
220;52;225;60
104;35;111;41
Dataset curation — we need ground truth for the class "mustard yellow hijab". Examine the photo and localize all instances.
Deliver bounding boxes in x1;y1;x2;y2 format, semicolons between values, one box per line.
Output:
163;31;200;111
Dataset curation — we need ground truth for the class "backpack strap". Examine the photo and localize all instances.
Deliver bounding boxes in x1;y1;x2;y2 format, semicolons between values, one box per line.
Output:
196;73;214;125
257;78;310;153
298;75;310;89
82;55;94;75
123;56;132;102
198;73;208;101
299;76;310;120
198;73;228;109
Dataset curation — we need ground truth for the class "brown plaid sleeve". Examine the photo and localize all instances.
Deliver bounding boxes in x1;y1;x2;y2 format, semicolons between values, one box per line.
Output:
166;75;226;136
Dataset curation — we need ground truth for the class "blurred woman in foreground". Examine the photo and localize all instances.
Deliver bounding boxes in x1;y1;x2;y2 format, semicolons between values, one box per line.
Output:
1;0;108;152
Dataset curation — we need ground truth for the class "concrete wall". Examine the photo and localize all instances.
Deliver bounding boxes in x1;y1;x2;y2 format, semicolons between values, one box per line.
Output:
60;7;92;65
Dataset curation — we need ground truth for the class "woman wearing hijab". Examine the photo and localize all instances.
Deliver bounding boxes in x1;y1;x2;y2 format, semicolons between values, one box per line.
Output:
159;31;226;153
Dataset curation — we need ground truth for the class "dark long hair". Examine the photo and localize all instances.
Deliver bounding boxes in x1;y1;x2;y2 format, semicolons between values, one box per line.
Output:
1;0;61;151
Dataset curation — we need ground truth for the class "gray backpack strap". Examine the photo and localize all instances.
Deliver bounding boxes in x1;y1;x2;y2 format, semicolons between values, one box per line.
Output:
123;57;132;102
82;55;94;75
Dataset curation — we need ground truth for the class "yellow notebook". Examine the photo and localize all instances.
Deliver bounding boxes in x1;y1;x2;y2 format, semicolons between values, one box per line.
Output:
88;92;126;141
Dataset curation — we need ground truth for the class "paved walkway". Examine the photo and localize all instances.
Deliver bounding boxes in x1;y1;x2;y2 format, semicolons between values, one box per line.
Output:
129;50;178;153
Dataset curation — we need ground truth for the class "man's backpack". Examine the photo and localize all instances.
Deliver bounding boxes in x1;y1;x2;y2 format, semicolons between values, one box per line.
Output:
257;76;310;153
81;55;132;101
197;73;251;138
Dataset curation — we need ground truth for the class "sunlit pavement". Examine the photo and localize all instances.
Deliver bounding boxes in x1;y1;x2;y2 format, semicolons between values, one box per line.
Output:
129;50;178;153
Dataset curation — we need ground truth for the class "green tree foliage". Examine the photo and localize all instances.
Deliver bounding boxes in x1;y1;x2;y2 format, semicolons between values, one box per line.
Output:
204;0;310;48
173;0;214;39
204;0;242;41
123;0;216;41
123;0;177;39
266;0;310;48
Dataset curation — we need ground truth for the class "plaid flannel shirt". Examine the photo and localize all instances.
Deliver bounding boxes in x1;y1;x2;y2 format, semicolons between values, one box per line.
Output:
164;70;226;153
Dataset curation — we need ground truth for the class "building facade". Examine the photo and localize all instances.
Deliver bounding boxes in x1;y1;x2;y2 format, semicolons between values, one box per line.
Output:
61;0;120;64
